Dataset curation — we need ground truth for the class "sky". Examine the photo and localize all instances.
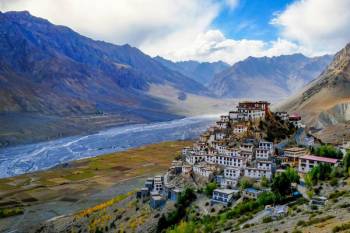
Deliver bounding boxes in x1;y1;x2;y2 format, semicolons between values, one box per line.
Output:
1;0;350;64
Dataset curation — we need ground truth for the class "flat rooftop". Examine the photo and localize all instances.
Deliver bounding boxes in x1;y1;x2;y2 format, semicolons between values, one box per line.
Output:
213;188;239;194
300;155;338;163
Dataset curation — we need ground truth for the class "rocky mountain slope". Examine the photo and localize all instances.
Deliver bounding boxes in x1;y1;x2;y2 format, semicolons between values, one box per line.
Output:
0;11;210;117
0;11;231;146
154;56;229;85
280;42;350;143
209;54;332;100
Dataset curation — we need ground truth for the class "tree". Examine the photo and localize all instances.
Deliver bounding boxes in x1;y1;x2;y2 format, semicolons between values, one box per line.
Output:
314;145;343;159
257;192;278;206
271;173;291;196
239;177;253;190
343;151;350;174
304;173;313;189
318;163;332;180
260;176;269;188
204;182;217;197
285;167;300;184
157;188;196;232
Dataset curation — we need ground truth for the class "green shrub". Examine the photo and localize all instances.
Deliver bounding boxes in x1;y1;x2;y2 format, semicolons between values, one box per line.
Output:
330;177;338;186
0;208;23;218
296;220;305;226
204;182;217;197
332;222;350;233
329;190;347;199
262;216;273;223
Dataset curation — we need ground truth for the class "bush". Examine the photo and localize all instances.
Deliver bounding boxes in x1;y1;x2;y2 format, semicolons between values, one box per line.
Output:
332;222;350;233
272;172;292;196
0;208;24;218
262;216;273;223
314;145;343;159
296;220;305;226
204;182;217;197
330;177;338;186
239;177;253;190
157;188;196;232
329;190;347;199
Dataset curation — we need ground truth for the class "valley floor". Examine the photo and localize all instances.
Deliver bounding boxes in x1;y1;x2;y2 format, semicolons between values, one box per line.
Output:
0;140;192;233
0;112;147;147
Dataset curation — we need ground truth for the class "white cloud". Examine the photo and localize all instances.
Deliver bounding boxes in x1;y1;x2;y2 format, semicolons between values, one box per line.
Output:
225;0;239;9
0;0;220;47
1;0;347;64
272;0;350;55
158;30;305;64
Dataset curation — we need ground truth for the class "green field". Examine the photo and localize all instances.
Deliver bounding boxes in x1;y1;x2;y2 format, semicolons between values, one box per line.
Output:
0;140;191;210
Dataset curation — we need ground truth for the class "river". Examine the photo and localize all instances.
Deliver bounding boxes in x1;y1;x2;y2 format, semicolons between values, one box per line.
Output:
0;115;218;178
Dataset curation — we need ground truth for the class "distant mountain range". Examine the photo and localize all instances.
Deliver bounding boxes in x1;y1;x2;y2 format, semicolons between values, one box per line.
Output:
280;42;350;144
209;54;333;100
0;11;211;118
154;56;229;85
0;10;337;146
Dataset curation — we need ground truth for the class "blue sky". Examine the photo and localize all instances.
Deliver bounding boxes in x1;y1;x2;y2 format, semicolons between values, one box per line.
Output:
1;0;349;64
214;0;294;41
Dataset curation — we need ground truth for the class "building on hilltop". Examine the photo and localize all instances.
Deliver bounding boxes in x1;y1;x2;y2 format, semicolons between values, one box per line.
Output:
244;167;272;179
289;113;303;128
259;140;274;152
255;148;272;160
298;155;338;173
242;187;263;199
282;147;308;167
275;112;289;121
211;188;239;205
233;124;248;134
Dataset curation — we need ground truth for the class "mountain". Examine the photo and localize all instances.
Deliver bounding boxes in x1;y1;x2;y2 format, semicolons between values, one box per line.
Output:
209;54;333;100
154;56;229;85
280;42;350;143
0;11;236;146
0;11;212;116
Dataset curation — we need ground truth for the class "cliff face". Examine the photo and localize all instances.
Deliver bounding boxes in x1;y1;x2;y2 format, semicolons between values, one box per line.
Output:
279;42;350;143
209;54;332;100
0;11;209;116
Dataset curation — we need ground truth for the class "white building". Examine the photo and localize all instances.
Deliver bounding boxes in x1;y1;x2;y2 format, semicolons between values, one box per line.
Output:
220;115;230;122
241;150;254;162
256;160;272;170
186;154;205;165
223;148;240;157
153;176;163;192
212;189;238;205
275;112;289;121
298;155;338;173
182;147;191;156
289;113;303;128
240;143;254;152
224;167;241;179
182;165;192;175
220;178;238;188
255;148;271;160
193;164;215;178
215;131;226;140
259;141;273;152
242;188;263;199
233;124;248;134
244;167;272;179
216;121;228;129
215;155;246;168
205;154;216;164
229;111;238;120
